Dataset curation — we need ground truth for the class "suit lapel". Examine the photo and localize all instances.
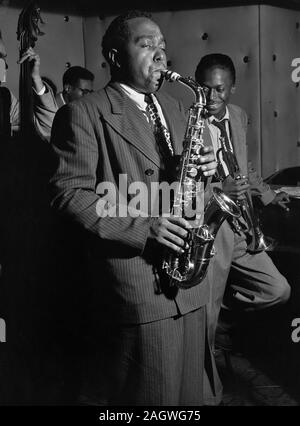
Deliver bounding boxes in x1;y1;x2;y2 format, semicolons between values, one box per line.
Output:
102;83;160;167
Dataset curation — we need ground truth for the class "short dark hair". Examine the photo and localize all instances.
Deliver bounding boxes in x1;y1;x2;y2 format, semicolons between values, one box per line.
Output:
62;66;94;86
102;10;152;63
195;53;236;85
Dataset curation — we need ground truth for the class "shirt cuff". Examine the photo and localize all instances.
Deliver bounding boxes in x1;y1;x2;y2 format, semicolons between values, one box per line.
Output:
33;85;46;96
260;188;276;205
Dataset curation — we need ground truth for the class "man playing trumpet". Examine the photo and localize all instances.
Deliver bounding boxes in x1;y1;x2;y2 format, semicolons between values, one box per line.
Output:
195;53;291;356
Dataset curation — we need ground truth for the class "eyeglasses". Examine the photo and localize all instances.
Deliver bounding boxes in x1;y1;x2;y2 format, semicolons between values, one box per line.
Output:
76;87;93;96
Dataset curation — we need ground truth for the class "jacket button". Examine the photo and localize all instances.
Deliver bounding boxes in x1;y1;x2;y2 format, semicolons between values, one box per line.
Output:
145;168;154;176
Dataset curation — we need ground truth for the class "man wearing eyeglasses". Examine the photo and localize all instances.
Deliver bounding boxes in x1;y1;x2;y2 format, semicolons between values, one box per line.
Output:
55;66;94;107
19;48;94;141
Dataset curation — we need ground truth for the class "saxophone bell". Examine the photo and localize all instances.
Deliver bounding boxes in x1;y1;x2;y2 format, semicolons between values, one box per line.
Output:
163;187;241;289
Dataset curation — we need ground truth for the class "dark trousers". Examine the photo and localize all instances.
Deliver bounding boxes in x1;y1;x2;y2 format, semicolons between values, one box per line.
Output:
207;221;291;350
79;307;222;406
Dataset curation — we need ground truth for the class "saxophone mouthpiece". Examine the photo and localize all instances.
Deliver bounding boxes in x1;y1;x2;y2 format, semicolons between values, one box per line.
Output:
160;69;170;80
162;69;181;82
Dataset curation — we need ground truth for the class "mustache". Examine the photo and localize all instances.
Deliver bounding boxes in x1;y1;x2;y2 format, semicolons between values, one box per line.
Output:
152;66;167;73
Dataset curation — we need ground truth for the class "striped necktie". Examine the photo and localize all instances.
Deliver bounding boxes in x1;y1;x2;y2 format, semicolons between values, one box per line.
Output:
212;118;232;152
144;94;174;158
212;118;233;179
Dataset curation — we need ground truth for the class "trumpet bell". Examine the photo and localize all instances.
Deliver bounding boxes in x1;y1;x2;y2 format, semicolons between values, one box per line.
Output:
247;233;277;253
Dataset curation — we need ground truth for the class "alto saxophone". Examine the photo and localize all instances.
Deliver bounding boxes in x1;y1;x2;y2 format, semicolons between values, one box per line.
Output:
161;70;241;289
216;133;273;252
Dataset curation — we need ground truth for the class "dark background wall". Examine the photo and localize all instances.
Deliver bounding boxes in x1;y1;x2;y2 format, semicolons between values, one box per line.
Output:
0;0;300;406
1;0;300;177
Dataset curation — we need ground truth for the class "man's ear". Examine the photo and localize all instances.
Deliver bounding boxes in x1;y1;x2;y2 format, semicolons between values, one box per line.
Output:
108;48;121;68
230;85;236;95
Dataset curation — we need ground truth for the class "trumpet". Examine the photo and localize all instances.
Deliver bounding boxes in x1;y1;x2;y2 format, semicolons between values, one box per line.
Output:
217;135;273;253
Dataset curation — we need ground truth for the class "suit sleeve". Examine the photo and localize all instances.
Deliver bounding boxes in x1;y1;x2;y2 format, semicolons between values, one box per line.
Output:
242;110;276;205
50;101;154;254
33;82;58;142
248;163;276;205
9;84;58;141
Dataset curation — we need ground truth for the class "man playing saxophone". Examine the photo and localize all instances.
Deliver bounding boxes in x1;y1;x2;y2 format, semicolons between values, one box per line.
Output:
50;10;223;406
195;53;291;353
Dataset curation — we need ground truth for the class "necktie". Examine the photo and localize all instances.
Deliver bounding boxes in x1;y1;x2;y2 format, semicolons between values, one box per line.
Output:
212;118;232;152
211;118;233;179
144;94;174;158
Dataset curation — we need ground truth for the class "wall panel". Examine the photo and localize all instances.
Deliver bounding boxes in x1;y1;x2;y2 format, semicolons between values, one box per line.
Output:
153;7;261;172
260;5;300;177
83;16;111;91
1;4;299;178
84;7;262;173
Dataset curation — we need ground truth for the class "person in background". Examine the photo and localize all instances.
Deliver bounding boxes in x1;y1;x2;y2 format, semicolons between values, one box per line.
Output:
0;31;20;136
195;53;291;353
49;10;223;406
0;32;58;288
55;65;94;107
0;35;57;142
19;47;94;140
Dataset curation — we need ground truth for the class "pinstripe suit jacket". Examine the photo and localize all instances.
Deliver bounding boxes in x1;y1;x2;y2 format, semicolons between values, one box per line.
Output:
50;82;212;325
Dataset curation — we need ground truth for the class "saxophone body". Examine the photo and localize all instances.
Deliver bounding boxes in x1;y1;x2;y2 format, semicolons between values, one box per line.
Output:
161;70;241;289
217;135;272;253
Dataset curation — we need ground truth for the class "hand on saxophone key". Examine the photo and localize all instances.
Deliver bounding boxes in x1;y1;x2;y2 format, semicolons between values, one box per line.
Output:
223;175;250;200
196;146;217;177
148;216;192;253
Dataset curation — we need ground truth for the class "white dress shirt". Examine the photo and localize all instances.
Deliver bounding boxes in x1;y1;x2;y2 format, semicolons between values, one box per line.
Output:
119;83;168;129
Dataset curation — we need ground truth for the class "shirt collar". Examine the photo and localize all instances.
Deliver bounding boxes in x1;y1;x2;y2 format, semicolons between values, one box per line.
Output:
119;83;151;110
208;106;229;124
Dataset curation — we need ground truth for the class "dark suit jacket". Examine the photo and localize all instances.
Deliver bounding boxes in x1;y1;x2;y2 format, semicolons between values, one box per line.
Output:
50;82;212;325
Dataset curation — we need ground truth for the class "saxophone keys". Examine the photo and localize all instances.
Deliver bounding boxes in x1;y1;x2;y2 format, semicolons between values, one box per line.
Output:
187;166;198;177
189;154;201;164
210;244;216;256
191;146;201;155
